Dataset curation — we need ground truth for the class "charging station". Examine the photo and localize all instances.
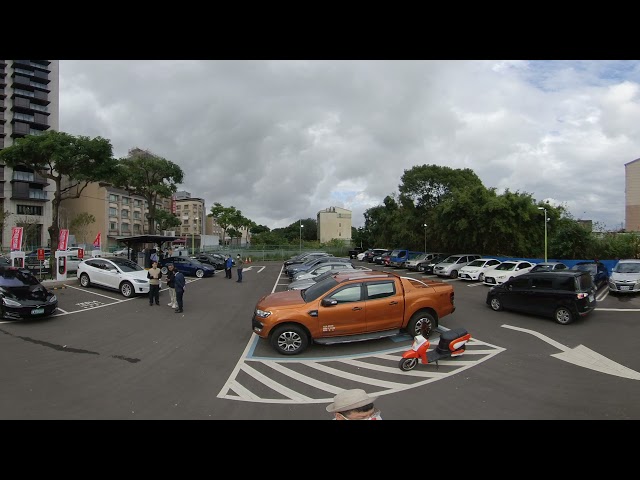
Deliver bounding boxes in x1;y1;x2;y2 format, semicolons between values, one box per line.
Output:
10;251;25;268
55;249;74;281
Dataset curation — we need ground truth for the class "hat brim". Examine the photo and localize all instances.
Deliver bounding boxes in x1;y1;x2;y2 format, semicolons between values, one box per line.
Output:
326;395;378;413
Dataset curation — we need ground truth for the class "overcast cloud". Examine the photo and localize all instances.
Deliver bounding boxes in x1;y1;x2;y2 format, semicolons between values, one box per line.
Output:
59;60;640;231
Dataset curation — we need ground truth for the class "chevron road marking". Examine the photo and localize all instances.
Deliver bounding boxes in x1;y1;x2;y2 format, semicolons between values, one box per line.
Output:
501;324;640;380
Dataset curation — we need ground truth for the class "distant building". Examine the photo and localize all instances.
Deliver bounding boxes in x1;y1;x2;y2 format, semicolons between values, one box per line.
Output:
317;206;352;244
626;158;640;232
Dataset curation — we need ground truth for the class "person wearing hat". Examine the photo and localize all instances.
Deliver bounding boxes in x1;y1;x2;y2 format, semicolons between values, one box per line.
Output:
235;254;244;283
326;389;382;420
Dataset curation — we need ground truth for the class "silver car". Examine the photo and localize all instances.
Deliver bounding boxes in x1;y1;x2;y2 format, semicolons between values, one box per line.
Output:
433;254;481;279
608;259;640;293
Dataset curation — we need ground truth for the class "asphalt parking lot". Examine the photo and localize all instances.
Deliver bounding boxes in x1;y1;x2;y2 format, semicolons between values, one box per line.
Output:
1;261;639;419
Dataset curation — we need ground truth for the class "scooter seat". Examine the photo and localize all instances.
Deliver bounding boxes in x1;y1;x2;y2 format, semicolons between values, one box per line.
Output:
439;327;468;343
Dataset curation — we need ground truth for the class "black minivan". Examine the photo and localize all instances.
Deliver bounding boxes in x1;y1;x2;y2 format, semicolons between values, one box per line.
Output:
486;270;596;325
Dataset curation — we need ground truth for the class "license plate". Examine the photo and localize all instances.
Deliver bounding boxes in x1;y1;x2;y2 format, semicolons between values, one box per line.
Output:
31;308;45;315
486;278;495;284
620;286;631;291
588;294;594;302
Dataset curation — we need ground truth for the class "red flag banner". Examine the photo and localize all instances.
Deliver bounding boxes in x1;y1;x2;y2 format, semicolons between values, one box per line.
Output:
93;232;101;248
11;227;23;251
58;229;69;251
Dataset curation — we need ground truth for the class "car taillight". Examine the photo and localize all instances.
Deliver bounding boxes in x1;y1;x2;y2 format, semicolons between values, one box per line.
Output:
577;292;588;299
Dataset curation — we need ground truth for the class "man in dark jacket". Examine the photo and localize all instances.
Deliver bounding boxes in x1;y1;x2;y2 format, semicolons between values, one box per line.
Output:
174;270;186;313
236;254;244;283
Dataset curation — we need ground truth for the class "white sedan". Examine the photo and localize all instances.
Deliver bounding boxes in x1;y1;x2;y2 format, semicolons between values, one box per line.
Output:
458;258;502;281
77;256;150;298
483;260;536;286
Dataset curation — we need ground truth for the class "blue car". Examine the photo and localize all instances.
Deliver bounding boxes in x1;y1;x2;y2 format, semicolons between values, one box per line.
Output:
159;256;215;278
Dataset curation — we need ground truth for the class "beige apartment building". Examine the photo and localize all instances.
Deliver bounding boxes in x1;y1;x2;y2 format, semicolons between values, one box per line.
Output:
626;158;640;232
62;183;154;251
174;195;205;240
317;206;352;244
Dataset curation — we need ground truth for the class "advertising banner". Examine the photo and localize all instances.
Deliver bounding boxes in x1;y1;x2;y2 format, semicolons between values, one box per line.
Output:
58;229;69;251
11;227;23;251
93;232;101;248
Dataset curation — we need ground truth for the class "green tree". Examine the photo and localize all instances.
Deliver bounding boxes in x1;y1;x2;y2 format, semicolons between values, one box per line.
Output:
112;148;184;235
69;212;96;247
155;209;181;232
209;203;242;246
0;131;116;256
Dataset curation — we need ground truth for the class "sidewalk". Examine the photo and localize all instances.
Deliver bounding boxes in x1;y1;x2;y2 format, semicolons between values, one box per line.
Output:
41;275;79;290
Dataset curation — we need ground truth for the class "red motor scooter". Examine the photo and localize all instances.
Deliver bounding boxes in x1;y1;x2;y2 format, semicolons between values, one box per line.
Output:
398;327;471;372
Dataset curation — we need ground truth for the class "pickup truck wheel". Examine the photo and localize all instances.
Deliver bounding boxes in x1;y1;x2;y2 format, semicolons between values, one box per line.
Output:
270;324;309;355
407;312;435;338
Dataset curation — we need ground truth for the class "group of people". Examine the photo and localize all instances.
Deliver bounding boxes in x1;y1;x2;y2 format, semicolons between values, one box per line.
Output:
146;261;185;313
145;252;245;314
224;254;244;283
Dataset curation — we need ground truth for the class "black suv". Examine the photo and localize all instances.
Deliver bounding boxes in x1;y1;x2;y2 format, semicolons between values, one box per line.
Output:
486;270;596;325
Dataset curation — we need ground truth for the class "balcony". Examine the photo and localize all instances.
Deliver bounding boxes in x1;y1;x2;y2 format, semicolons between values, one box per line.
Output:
11;187;48;202
11;170;49;185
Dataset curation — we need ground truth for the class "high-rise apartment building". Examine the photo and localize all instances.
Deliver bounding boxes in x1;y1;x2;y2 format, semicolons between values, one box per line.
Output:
0;60;59;250
625;158;640;232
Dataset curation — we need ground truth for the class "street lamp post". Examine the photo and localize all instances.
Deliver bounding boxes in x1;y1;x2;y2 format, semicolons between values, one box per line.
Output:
423;224;427;252
299;221;304;253
537;207;547;262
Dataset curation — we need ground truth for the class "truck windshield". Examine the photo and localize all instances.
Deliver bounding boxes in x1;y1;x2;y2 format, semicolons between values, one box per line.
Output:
303;277;339;302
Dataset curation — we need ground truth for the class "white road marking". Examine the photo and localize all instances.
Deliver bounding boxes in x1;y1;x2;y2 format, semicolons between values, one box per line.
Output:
501;324;640;380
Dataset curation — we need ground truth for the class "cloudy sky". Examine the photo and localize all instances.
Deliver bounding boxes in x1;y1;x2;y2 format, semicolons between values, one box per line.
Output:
59;60;640;231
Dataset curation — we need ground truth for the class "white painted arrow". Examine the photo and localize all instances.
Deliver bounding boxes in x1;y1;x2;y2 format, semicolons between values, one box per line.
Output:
502;324;640;380
239;266;265;273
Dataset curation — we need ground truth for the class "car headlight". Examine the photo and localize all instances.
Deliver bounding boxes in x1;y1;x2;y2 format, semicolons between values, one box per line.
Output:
49;294;57;303
255;309;271;318
3;297;22;307
134;279;148;284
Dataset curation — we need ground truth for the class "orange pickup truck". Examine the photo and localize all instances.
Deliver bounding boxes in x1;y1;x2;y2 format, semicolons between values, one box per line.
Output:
252;270;456;355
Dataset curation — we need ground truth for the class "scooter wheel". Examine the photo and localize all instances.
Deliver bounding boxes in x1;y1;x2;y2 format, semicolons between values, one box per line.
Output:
399;358;418;372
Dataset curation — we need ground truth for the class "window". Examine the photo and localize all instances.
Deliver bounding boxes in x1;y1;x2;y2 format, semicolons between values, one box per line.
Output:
17;205;43;215
134;199;142;207
133;224;141;233
328;284;362;303
121;209;129;218
133;211;141;219
122;197;130;205
366;281;395;300
109;222;117;230
109;194;118;202
531;277;554;290
109;207;117;216
510;277;529;289
121;223;130;232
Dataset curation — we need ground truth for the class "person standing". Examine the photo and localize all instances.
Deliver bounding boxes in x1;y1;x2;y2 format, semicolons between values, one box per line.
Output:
147;260;162;306
165;263;177;309
174;270;186;313
225;254;233;279
236;254;244;283
325;389;382;420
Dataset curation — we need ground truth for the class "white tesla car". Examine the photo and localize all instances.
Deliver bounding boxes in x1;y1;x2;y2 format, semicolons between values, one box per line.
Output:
77;256;150;298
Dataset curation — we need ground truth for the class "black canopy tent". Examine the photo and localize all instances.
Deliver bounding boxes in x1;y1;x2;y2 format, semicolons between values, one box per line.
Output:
112;235;179;265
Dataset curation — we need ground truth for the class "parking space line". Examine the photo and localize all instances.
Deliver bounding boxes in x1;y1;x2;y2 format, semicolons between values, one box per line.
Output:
65;284;124;301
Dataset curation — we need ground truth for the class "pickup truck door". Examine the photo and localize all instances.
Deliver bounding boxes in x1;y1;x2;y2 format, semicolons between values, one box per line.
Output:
318;283;367;336
364;280;404;332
